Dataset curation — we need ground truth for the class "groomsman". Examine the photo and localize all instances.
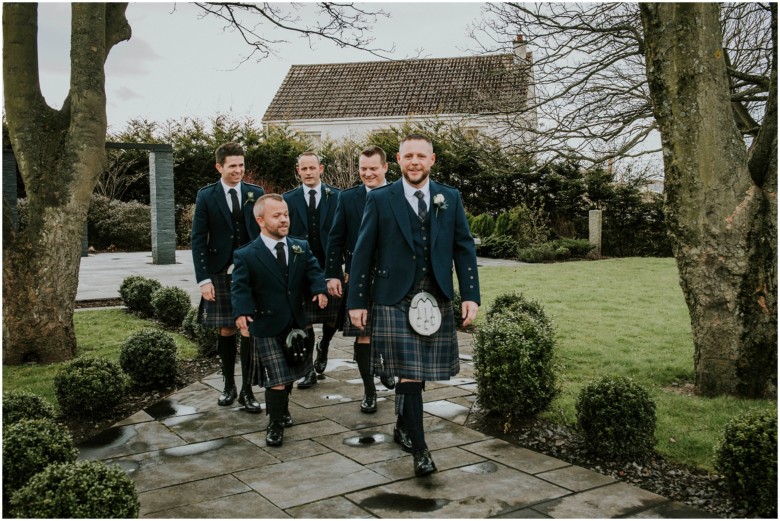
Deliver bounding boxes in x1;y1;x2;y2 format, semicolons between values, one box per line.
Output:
233;194;328;446
283;152;341;389
347;134;480;477
325;146;398;418
192;142;264;412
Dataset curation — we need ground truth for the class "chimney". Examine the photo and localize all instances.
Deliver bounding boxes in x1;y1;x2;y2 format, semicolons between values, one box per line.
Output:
513;34;527;64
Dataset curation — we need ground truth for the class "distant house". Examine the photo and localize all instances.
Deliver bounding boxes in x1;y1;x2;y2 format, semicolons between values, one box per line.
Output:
262;35;536;146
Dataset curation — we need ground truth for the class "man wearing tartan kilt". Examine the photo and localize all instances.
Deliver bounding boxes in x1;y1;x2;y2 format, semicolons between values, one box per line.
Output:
325;146;396;418
233;194;328;446
192;142;264;412
283;152;342;389
347;134;480;477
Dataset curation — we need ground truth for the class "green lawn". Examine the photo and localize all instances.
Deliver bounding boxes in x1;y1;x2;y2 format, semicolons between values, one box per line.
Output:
474;257;775;471
2;309;199;411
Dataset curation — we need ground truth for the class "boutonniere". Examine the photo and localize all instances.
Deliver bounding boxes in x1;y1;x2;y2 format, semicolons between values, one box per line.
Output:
244;192;255;206
433;193;448;216
324;187;334;199
291;244;304;260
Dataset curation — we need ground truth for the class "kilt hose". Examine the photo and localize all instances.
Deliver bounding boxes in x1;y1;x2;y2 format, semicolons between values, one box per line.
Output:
341;282;373;337
252;335;312;388
198;270;235;328
370;276;459;382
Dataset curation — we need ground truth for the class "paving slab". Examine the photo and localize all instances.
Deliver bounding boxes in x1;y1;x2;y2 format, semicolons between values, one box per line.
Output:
286;496;374;518
138;474;251;516
532;481;667;518
463;438;570;475
535;464;616;492
366;446;485;481
78;421;186;460
147;491;289;519
161;409;266;443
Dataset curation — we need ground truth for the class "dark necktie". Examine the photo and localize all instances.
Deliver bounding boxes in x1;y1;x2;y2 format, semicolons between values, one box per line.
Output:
308;189;317;212
275;242;287;278
229;188;241;220
414;190;427;221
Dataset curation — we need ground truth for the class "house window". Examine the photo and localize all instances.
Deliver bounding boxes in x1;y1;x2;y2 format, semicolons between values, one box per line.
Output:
302;131;322;148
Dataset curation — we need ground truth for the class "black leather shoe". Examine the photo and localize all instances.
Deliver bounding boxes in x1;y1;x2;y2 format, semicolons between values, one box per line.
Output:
266;420;284;446
413;450;437;477
380;375;395;390
238;388;262;413
393;425;414;453
360;394;377;414
314;343;328;374
218;385;237;406
282;410;294;428
297;369;318;389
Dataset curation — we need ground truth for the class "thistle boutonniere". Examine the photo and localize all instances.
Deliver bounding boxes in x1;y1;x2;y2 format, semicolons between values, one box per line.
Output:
244;192;255;206
433;193;448;216
291;244;304;261
324;187;334;199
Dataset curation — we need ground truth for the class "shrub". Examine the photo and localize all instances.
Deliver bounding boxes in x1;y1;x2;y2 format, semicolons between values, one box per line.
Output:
478;234;519;259
2;390;57;425
90;197;151;251
714;408;777;517
451;289;463;329
470;213;496;238
176;203;195;247
11;460;140;518
182;307;219;357
576;375;657;462
486;292;550;326
551;237;594;257
2;419;78;497
517;243;557;263
151;285;192;327
120;275;162;317
120;328;178;388
54;357;129;419
474;311;558;418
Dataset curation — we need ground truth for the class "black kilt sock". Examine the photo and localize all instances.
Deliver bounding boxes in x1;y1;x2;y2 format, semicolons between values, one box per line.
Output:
239;335;255;388
306;328;316;363
217;334;236;389
320;324;337;351
396;381;426;452
265;388;288;421
354;342;376;395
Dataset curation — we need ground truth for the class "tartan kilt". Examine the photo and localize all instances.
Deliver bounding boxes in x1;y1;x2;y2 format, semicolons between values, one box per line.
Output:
342;282;373;337
252;335;312;388
198;270;234;328
305;286;342;326
370;276;459;382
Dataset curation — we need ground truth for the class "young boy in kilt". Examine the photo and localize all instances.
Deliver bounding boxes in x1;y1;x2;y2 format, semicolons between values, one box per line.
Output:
325;146;398;419
347;135;480;477
191;142;264;412
233;194;328;446
283;152;342;389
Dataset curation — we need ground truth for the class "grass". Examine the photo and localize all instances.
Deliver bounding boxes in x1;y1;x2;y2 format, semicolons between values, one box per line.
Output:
474;257;775;471
2;309;199;413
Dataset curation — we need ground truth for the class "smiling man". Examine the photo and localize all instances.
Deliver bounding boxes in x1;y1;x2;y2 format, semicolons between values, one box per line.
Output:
346;134;480;477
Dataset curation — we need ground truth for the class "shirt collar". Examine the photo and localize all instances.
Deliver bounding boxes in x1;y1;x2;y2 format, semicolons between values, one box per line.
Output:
401;178;430;198
221;180;242;195
302;183;322;197
260;233;285;252
366;181;388;193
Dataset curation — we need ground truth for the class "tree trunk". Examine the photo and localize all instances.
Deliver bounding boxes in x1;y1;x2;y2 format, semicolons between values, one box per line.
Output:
2;3;130;364
640;4;777;398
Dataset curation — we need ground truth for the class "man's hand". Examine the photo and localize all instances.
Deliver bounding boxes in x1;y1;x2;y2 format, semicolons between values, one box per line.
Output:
349;309;367;331
314;293;328;309
327;278;343;297
235;315;253;333
461;301;479;327
200;282;216;301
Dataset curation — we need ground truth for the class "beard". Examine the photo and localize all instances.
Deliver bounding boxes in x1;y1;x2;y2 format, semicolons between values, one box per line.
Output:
401;167;430;187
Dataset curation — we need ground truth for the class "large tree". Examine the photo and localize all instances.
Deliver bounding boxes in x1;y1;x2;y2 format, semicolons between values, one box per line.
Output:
2;2;389;365
474;3;776;397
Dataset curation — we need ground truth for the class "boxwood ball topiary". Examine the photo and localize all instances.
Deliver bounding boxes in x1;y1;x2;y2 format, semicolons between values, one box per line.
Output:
486;291;551;326
182;307;218;357
474;311;558;418
54;357;129;419
120;275;162;317
120;328;178;388
151;285;192;327
10;460;140;519
2;390;57;425
576;375;657;462
715;408;777;517
2;418;78;497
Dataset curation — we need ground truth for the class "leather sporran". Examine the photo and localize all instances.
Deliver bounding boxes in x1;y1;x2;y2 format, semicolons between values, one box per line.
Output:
281;328;308;366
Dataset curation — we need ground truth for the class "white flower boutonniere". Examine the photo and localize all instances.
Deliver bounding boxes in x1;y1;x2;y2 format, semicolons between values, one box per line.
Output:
433;193;448;216
244;192;255;206
291;244;304;261
324;187;334;199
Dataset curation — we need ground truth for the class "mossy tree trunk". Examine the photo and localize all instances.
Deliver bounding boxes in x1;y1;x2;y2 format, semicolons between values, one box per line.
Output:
2;3;130;364
640;3;777;397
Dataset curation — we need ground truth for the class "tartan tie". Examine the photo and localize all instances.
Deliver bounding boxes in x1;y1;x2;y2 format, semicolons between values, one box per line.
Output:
414;190;427;221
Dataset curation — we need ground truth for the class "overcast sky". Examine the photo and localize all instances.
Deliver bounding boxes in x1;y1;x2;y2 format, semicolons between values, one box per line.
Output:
37;2;490;132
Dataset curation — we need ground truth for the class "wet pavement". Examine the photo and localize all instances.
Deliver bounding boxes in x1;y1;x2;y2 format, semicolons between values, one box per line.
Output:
75;251;713;518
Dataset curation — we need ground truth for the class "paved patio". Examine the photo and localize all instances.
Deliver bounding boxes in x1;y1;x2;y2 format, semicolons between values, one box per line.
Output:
75;251;713;518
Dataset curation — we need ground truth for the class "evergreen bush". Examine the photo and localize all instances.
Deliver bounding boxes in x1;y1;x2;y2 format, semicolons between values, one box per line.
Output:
2;390;57;425
517;243;558;263
89;195;151;251
576;375;657;462
2;419;78;497
474;311;558;418
11;460;140;518
486;292;550;326
54;357;128;419
182;307;218;357
714;408;777;517
120;328;178;388
478;234;519;259
551;237;595;257
151;285;191;327
119;275;161;317
470;213;496;238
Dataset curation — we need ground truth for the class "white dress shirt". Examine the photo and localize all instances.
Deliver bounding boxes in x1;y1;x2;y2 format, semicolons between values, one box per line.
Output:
221;180;243;212
401;178;430;214
260;233;288;266
301;183;321;208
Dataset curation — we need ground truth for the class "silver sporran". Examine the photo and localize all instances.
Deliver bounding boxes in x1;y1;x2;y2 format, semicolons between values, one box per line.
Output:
408;291;442;336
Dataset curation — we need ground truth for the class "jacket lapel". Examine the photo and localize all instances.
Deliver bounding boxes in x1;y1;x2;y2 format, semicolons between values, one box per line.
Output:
252;239;286;284
241;185;256;231
430;181;442;248
286;237;303;284
319;184;335;238
214;183;233;228
388;181;414;250
292;188;308;234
